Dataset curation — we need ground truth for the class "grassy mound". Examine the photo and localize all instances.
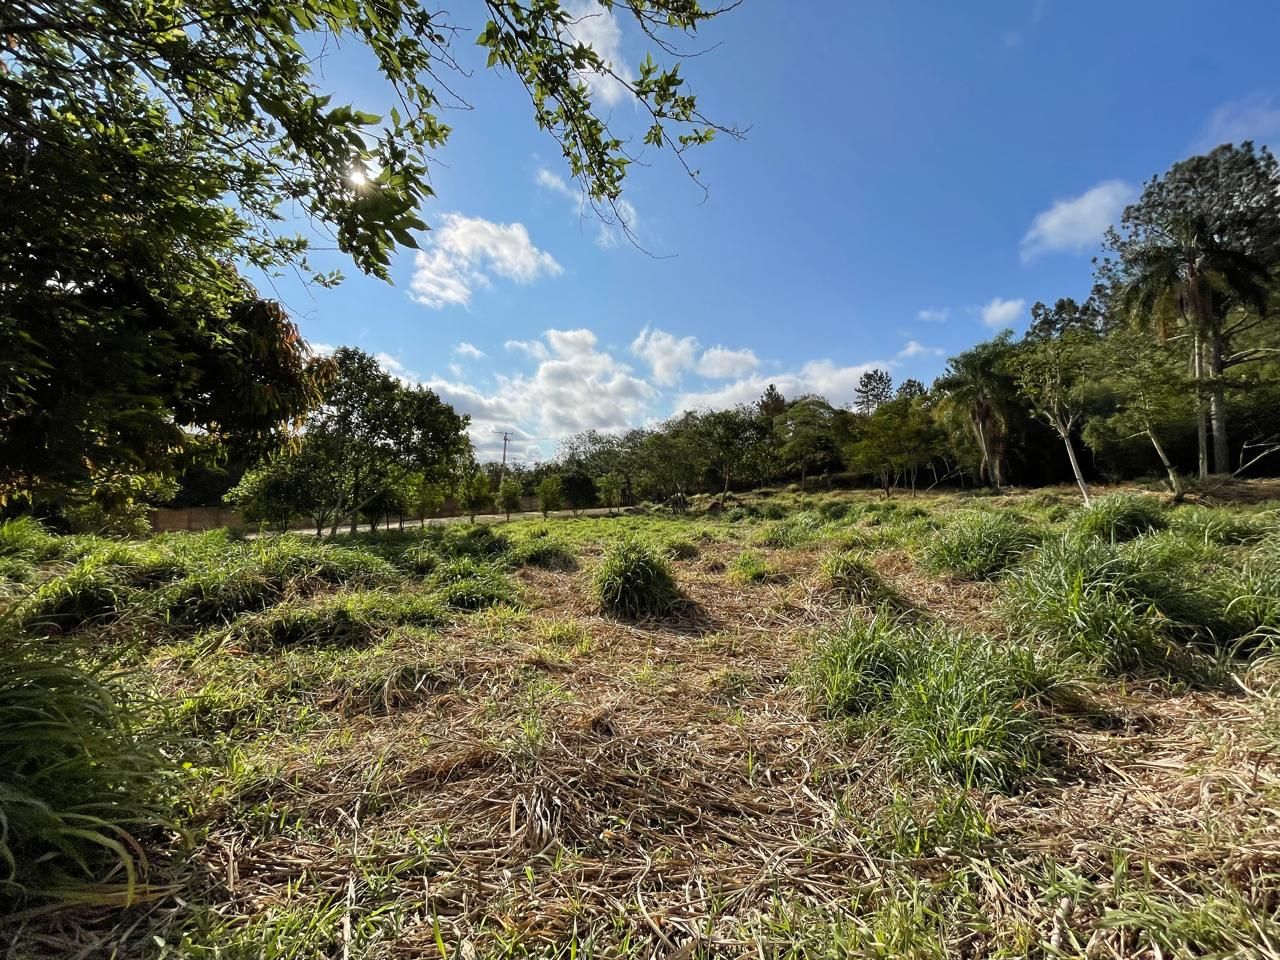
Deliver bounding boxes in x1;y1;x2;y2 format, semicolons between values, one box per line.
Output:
1073;493;1168;542
428;557;518;610
17;558;131;632
594;538;680;619
0;517;66;563
922;511;1038;580
227;590;446;647
1;639;169;901
753;511;825;548
804;615;1050;789
727;550;776;584
510;533;577;570
818;549;893;605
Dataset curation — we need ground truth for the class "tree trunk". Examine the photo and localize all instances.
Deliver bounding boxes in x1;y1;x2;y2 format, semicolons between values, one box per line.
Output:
1056;424;1090;504
1192;333;1209;481
1147;429;1184;501
1207;331;1230;475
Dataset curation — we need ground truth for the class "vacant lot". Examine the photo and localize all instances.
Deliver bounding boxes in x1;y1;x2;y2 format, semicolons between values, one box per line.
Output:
4;485;1280;958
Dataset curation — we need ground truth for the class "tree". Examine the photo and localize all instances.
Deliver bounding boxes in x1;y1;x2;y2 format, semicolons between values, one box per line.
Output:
536;476;564;518
895;379;927;401
757;384;788;422
459;470;493;522
934;335;1019;489
854;369;894;413
0;99;329;506
1103;143;1280;476
775;397;839;489
410;476;449;526
562;470;597;517
597;474;624;514
2;1;740;506
498;476;524;520
1009;321;1096;503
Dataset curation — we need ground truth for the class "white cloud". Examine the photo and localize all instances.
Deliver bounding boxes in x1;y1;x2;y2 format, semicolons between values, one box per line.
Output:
410;213;562;309
535;164;638;248
309;341;337;356
630;327;699;386
1020;180;1135;260
697;346;760;379
425;328;658;457
980;296;1026;329
917;308;948;324
561;0;631;106
898;340;944;359
505;338;550;361
1197;94;1280;151
453;342;486;360
374;351;419;384
675;358;892;413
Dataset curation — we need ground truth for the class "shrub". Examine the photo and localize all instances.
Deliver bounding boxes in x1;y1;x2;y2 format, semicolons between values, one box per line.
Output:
1;638;169;900
428;558;518;610
819;549;891;605
727;550;775;584
0;517;65;563
1073;493;1167;542
594;538;680;619
922;511;1038;580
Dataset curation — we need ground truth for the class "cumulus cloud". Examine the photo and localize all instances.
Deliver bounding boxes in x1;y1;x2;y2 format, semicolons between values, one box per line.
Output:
697;346;760;379
425;329;658;457
454;342;486;360
1197;94;1280;151
917;307;948;323
898;340;944;359
675;358;892;413
1020;180;1135;260
560;0;631;106
630;327;699;386
980;297;1026;329
410;213;562;308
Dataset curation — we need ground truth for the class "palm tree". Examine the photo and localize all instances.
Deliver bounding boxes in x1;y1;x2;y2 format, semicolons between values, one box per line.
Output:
1113;213;1270;478
934;334;1018;490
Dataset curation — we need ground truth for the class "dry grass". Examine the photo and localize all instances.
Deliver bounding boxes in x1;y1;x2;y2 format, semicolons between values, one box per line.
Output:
4;492;1279;958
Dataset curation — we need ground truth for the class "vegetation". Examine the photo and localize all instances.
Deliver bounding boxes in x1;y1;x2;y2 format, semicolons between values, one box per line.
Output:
2;486;1279;955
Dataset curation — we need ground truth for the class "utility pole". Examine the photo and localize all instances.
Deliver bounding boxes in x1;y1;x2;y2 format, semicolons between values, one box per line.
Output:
497;430;511;486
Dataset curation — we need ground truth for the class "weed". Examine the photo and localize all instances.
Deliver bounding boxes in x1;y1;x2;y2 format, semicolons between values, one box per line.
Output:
428;558;518;611
0;517;66;563
819;549;892;604
803;612;916;716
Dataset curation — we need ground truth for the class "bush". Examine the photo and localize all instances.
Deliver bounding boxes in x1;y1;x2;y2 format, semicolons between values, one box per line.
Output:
922;511;1038;580
1073;493;1167;542
0;517;65;563
727;550;775;584
1;639;170;900
819;549;891;605
428;558;518;610
594;538;680;619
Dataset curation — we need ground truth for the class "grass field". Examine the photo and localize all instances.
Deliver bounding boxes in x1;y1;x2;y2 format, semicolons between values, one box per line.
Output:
3;484;1280;958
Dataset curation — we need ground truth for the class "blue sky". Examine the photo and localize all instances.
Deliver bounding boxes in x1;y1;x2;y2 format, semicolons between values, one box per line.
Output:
262;0;1280;461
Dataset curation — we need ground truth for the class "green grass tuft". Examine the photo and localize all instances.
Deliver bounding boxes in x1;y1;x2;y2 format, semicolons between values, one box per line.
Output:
427;557;518;610
922;511;1038;579
594;538;680;619
727;549;776;584
819;549;893;604
1073;493;1168;542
